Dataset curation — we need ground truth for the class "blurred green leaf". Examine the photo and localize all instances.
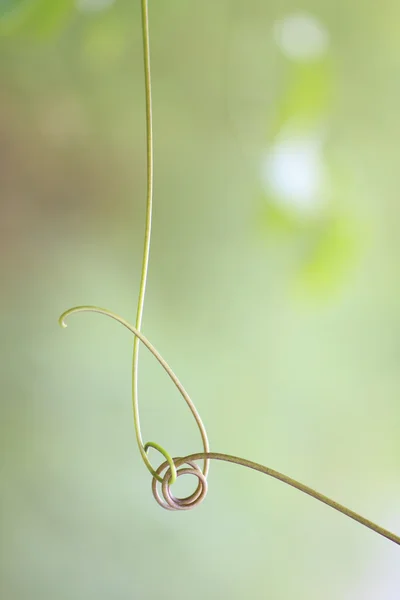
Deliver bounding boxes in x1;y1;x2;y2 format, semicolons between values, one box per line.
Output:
0;0;37;33
295;215;359;296
271;59;332;135
23;0;74;37
259;197;305;237
0;0;74;36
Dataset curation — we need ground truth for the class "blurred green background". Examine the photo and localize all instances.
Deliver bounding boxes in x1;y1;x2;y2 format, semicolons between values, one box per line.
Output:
1;1;399;599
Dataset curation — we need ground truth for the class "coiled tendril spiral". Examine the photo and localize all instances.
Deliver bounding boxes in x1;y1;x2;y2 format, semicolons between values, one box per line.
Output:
151;457;208;512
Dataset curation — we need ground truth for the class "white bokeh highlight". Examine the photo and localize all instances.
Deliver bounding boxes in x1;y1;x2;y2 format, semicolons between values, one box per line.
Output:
261;128;326;214
274;13;330;61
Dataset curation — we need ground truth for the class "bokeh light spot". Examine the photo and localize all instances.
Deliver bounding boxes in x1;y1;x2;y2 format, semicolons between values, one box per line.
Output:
261;129;326;214
274;13;330;61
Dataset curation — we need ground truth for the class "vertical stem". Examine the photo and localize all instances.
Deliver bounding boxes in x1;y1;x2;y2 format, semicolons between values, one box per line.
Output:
132;0;154;472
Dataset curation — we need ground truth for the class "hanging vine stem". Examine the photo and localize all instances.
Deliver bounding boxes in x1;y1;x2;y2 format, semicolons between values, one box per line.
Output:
58;0;400;547
131;0;159;481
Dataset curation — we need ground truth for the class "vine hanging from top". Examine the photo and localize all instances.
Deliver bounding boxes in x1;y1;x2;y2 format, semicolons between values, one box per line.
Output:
59;0;399;545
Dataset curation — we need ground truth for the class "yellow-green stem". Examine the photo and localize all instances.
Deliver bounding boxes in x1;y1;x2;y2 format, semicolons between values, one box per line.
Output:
132;0;155;478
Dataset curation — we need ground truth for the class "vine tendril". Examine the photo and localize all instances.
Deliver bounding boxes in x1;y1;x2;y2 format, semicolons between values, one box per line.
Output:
59;305;210;485
58;0;400;548
131;0;157;481
152;454;400;545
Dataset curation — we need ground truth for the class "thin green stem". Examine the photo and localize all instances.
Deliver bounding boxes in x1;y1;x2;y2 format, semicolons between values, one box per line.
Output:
58;1;211;485
132;0;155;476
59;306;210;482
